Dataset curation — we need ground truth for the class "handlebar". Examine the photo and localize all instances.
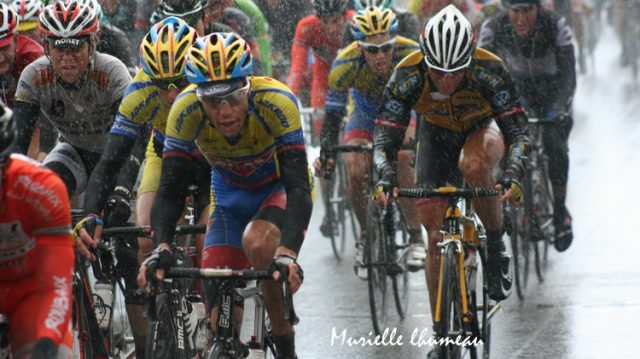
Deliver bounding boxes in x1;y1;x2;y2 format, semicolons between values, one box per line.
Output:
164;267;299;325
101;224;206;237
397;187;499;199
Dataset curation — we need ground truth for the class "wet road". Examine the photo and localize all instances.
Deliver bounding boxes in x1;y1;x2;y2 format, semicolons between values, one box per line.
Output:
282;23;640;358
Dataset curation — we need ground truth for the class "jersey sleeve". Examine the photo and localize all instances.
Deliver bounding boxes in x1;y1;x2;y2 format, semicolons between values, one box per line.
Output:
163;87;204;158
257;87;306;153
325;44;359;113
287;16;313;96
106;56;133;104
111;70;158;139
14;61;43;105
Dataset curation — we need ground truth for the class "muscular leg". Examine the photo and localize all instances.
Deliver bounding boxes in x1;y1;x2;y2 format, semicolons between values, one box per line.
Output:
242;220;292;336
458;127;505;232
418;200;449;317
343;138;371;236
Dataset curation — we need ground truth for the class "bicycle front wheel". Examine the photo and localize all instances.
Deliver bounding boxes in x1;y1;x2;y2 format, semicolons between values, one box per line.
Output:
366;201;390;335
328;157;348;260
391;206;409;319
531;159;555;282
438;244;464;359
146;293;180;359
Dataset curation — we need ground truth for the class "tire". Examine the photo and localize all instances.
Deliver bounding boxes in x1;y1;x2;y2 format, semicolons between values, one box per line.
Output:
366;200;390;335
145;293;180;359
509;197;530;301
531;159;554;282
328;158;348;260
439;244;463;359
390;206;409;319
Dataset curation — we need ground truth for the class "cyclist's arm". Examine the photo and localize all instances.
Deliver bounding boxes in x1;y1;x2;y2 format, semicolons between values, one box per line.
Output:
150;151;191;247
552;20;577;113
33;173;74;346
13;101;41;154
38;119;57;154
477;15;499;54
278;148;313;254
83;132;137;215
287;17;311;96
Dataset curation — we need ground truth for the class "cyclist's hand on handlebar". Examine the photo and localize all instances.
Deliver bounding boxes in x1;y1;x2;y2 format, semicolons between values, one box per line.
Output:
137;245;176;292
315;147;336;178
271;249;304;294
372;178;398;205
73;214;103;261
498;171;524;204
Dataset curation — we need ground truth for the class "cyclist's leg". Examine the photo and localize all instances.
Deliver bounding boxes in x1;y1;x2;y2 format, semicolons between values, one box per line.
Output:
542;117;574;250
414;122;466;317
42;142;91;196
242;184;299;358
459;122;512;300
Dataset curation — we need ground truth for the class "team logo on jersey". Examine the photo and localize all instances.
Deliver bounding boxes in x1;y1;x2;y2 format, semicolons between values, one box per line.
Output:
493;90;511;107
385;99;403;115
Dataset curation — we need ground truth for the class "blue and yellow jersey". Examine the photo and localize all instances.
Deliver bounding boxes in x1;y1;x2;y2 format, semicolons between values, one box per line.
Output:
110;69;172;145
163;77;305;190
325;36;419;118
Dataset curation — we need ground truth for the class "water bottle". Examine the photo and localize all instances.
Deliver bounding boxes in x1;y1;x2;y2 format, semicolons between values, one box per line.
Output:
189;299;208;350
94;281;113;330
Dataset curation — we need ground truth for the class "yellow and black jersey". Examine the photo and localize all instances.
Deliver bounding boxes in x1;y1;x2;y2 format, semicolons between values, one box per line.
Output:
163;76;305;190
325;36;419;117
377;47;524;132
110;69;172;145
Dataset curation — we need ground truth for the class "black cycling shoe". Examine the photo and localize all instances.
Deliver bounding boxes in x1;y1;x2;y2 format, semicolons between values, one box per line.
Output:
319;214;335;238
485;248;512;301
273;331;298;359
554;211;573;252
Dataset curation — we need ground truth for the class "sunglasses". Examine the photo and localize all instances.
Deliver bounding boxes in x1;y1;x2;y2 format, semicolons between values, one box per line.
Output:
429;67;466;78
197;81;250;109
359;38;397;54
151;76;190;90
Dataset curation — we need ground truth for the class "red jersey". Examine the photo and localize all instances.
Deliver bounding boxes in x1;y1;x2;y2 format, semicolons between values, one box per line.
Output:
287;12;354;109
0;34;44;108
0;154;74;349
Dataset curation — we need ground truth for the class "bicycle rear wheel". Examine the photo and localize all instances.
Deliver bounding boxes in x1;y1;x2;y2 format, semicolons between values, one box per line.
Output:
366;201;390;335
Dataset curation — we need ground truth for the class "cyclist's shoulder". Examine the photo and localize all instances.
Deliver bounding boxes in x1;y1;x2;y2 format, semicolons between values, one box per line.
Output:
395;49;423;71
119;71;161;114
395;36;420;55
468;50;515;87
15;34;44;60
250;77;298;108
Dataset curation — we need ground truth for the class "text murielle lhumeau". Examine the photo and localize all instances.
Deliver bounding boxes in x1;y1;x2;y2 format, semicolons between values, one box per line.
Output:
330;327;483;348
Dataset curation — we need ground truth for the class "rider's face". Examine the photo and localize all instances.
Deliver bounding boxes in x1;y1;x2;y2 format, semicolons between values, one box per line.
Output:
361;34;395;75
508;5;539;36
47;42;92;84
428;67;466;96
201;89;250;139
0;38;16;76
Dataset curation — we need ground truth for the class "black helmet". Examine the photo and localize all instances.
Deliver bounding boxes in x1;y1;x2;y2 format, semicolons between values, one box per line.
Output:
158;0;205;17
0;103;15;167
313;0;348;17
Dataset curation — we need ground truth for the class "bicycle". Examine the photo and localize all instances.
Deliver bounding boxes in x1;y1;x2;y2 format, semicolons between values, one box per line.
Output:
320;144;369;260
153;264;299;359
398;187;507;359
70;209;136;359
509;117;555;299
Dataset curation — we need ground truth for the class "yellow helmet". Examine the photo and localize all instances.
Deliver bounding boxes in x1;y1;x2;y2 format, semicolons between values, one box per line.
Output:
139;16;197;79
350;6;398;40
185;32;253;84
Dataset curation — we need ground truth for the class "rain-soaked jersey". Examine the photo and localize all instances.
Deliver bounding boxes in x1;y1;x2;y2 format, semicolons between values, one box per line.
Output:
325;36;419;118
14;52;131;152
0;155;71;280
110;69;171;144
378;48;523;132
163;77;304;190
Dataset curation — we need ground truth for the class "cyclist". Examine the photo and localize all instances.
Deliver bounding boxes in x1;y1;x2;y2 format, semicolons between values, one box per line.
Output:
0;104;74;359
204;0;265;75
233;0;273;76
372;6;528;355
13;1;140;200
76;17;203;357
75;0;136;73
287;0;352;136
344;0;421;42
478;0;576;251
0;3;54;161
151;0;206;35
10;0;44;45
316;5;425;276
137;32;312;359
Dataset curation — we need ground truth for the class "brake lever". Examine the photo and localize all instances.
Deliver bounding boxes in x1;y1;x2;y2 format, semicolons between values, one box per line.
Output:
277;265;300;325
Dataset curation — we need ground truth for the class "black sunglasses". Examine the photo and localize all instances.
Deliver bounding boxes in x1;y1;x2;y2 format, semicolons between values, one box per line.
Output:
359;38;397;54
151;76;190;90
509;5;536;14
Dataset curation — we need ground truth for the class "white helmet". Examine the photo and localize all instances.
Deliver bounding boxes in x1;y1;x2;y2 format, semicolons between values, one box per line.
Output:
10;0;43;24
420;4;475;72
